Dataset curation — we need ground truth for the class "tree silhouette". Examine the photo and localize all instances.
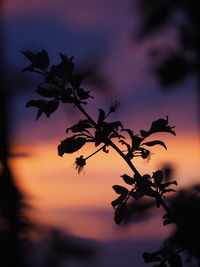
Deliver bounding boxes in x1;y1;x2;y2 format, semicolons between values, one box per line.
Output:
137;0;200;131
22;49;190;266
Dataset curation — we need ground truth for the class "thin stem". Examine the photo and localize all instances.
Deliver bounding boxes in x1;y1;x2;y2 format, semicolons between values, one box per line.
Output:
75;102;173;215
76;103;98;127
108;140;141;178
85;145;105;160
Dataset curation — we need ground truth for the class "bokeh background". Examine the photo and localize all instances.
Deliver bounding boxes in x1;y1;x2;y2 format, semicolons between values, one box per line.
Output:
1;0;199;266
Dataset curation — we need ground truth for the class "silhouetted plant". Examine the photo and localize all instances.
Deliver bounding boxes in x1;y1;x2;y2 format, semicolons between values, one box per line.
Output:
22;50;182;266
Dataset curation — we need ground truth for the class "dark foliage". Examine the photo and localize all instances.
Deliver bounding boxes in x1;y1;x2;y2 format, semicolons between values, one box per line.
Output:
22;50;179;265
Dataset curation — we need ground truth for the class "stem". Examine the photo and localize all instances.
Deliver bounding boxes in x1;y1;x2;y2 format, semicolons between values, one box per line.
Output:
75;103;172;215
76;103;98;127
108;140;141;178
85;145;105;160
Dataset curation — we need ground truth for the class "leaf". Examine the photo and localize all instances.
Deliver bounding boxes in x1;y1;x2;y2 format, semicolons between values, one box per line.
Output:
140;129;149;138
59;53;74;76
58;136;86;156
71;74;85;89
106;121;123;131
122;128;134;140
142;140;167;150
130;191;143;199
114;203;127;224
122;129;143;150
160;181;177;189
162;188;176;194
21;50;36;63
35;49;49;69
77;88;92;100
119;140;132;158
153;170;164;184
112;185;129;195
36;85;60;98
21;49;49;69
61;88;74;103
121;174;135;185
66;120;92;133
111;194;127;208
132;135;143;150
26;99;46;108
144;187;157;198
36;100;59;120
149;116;176;136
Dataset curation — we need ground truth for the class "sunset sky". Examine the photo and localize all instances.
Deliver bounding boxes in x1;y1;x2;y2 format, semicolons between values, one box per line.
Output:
1;0;200;265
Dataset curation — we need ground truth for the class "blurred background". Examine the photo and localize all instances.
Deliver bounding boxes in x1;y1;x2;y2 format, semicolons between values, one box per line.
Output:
0;0;199;266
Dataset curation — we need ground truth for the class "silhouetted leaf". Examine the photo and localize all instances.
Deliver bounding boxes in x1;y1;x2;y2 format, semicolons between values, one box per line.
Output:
21;50;36;63
36;100;59;120
36;85;60;98
111;194;127;208
66;120;92;133
114;203;127;224
113;185;129;195
162;188;176;194
132;135;143;150
71;74;85;89
59;53;74;77
26;99;46;108
160;181;177;190
21;49;49;69
77;88;93;100
122;129;143;150
106;121;123;131
61;88;74;103
119;140;132;158
153;170;164;184
35;49;49;69
121;174;135;185
143;140;167;149
149;116;176;136
130;191;144;199
58;136;86;156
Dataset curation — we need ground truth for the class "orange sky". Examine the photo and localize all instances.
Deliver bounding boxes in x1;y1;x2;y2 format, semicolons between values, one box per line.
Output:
3;0;200;243
9;132;200;240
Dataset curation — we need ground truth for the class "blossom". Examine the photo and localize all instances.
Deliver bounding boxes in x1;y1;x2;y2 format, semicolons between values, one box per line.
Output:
74;155;86;174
